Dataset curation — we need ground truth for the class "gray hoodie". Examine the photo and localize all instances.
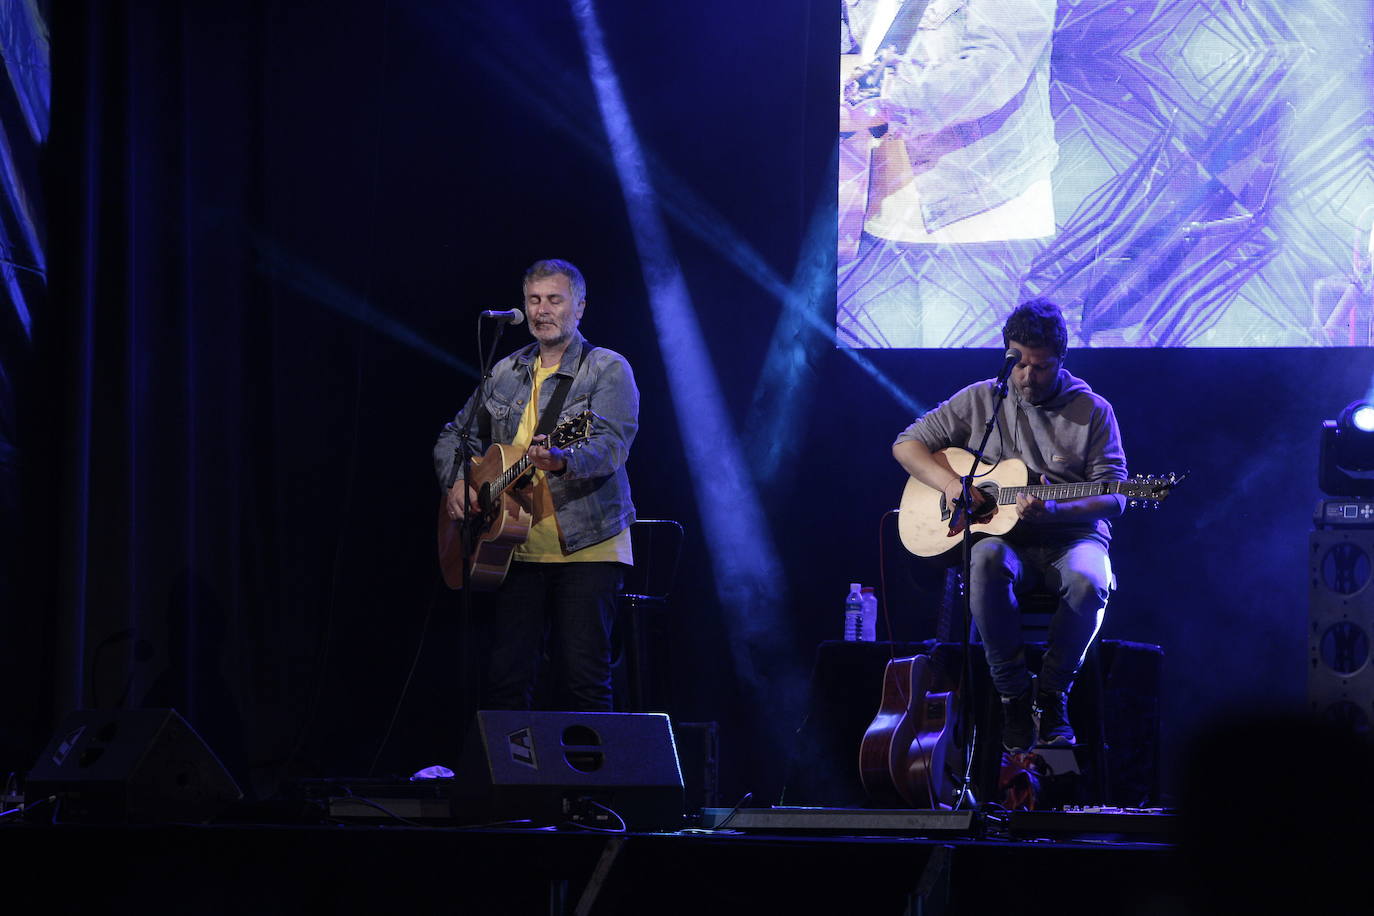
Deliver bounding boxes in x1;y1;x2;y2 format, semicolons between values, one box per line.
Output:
894;368;1128;545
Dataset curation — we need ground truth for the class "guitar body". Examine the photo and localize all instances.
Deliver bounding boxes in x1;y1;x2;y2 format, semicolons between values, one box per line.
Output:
435;411;596;592
902;686;959;809
437;443;532;591
859;655;960;808
859;656;922;806
898;447;1029;557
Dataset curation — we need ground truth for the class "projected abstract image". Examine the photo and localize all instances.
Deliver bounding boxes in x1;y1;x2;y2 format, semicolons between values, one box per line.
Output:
837;0;1374;348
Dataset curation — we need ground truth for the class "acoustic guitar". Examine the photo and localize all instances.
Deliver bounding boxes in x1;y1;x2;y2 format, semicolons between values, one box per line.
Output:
436;410;594;591
898;447;1183;558
858;654;960;809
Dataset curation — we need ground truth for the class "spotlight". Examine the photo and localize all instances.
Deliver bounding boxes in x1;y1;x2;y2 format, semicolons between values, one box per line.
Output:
1349;403;1374;434
1319;401;1374;497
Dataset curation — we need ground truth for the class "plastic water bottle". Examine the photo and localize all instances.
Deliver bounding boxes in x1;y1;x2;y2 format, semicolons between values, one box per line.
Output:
843;583;863;641
860;586;878;642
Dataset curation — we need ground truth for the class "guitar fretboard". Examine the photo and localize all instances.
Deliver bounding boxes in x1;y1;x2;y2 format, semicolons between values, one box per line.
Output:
487;423;585;508
996;481;1121;504
494;456;534;497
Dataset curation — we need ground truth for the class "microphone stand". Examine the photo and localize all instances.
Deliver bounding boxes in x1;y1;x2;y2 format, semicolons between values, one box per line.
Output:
450;316;511;719
949;365;1013;809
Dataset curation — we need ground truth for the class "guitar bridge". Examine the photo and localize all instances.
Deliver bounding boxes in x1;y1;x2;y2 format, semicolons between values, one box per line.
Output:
940;487;998;524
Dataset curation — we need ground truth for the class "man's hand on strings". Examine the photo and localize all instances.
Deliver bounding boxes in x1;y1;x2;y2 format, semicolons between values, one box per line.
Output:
445;480;481;521
943;477;992;537
527;434;568;475
1017;475;1057;523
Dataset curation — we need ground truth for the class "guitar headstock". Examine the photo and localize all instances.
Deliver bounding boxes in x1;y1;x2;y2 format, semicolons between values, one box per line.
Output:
551;410;596;451
1122;471;1187;509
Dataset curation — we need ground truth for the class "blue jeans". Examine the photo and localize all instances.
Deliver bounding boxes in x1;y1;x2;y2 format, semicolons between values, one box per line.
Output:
483;561;625;711
968;536;1111;697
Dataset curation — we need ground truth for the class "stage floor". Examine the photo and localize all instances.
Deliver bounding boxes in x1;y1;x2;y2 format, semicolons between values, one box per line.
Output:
2;804;1182;915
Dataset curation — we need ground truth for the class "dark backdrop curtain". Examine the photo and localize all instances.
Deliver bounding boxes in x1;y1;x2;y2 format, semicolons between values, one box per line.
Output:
34;0;465;797
40;0;273;793
0;0;49;777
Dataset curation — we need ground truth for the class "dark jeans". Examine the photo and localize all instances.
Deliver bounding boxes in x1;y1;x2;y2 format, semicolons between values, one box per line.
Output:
483;560;625;711
968;536;1111;698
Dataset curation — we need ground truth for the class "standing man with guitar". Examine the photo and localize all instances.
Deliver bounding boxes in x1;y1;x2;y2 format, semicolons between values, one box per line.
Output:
434;259;638;711
891;299;1126;752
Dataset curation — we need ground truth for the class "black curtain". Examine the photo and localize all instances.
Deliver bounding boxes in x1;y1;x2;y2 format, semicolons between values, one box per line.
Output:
34;0;466;796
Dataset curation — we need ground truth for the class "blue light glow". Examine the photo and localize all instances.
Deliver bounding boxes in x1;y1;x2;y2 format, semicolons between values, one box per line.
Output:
252;235;475;377
570;0;809;728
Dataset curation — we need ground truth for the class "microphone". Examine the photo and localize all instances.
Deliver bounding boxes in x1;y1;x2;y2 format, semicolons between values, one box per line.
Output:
995;347;1022;387
480;308;525;325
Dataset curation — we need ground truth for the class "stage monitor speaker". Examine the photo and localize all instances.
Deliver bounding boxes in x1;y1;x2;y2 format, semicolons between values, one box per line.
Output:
1309;529;1374;733
25;708;243;824
452;710;683;831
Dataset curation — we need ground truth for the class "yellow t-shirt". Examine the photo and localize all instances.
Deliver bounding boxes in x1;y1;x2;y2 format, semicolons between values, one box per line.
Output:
512;361;632;564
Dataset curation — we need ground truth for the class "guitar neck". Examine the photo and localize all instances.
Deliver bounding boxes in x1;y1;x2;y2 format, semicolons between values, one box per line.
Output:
481;411;593;507
996;480;1123;504
494;455;535;497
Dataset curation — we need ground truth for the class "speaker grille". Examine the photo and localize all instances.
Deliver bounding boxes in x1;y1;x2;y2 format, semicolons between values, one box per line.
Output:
1310;531;1374;733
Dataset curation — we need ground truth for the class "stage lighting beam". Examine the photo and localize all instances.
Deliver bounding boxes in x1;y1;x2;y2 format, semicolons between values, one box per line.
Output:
570;0;810;738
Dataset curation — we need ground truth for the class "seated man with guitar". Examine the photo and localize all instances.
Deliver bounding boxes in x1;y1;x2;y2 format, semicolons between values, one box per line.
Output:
891;299;1127;752
433;259;638;711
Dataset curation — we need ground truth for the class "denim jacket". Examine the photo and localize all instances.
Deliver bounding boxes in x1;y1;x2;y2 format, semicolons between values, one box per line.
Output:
433;331;638;553
848;0;1059;232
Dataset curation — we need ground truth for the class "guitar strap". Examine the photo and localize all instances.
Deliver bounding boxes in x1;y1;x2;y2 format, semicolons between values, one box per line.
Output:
533;344;594;439
476;397;491;443
465;343;593;469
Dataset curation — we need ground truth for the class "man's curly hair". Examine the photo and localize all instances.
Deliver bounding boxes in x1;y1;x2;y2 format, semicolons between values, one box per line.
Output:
1002;298;1068;358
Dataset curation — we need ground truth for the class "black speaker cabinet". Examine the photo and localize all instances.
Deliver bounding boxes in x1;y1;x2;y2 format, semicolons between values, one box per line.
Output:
1309;530;1374;732
452;710;684;831
25;708;242;823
